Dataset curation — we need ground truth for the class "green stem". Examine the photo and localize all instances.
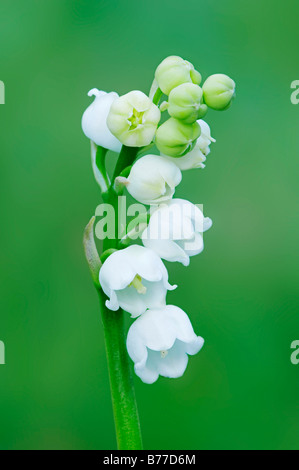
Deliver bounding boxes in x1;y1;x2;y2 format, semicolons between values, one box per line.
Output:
136;143;154;157
113;145;139;181
90;142;110;192
84;189;143;449
95;145;110;189
98;291;143;450
102;187;119;250
152;86;162;106
102;187;143;448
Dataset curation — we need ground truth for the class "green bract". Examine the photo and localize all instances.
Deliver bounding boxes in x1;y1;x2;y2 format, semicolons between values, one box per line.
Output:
202;74;235;110
167;83;208;123
155;117;201;157
155;56;201;96
107;90;161;147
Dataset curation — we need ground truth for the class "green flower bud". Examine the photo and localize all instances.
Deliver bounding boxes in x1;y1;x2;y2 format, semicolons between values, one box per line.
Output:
202;74;235;110
155;117;201;157
107;90;161;147
167;83;208;123
155;56;201;96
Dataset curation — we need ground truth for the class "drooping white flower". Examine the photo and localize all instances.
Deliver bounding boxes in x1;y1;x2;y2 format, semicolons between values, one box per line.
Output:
82;89;122;152
122;154;182;205
99;245;176;318
126;305;204;384
142;199;212;266
161;120;215;170
107;90;161;147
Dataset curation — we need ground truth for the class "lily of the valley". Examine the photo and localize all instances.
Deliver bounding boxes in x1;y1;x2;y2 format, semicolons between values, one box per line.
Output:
107;90;161;147
81;89;122;152
120;154;182;205
142;199;212;266
155;117;201;157
162;120;215;170
155;56;202;96
167;83;208;123
99;245;176;318
202;74;236;111
126;305;204;384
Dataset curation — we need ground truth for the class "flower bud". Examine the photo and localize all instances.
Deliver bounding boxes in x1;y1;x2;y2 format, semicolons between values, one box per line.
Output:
81;89;122;152
107;90;161;147
160;120;215;170
202;74;235;110
155;56;201;96
124;154;182;205
167;83;208;123
155;118;201;157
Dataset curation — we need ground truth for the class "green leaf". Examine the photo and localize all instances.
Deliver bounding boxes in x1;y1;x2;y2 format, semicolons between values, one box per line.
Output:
83;216;101;289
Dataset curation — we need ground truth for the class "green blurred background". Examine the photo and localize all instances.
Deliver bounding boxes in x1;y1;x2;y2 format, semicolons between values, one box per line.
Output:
0;0;298;450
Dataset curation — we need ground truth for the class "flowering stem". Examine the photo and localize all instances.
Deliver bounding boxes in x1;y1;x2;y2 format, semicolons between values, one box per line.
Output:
98;292;143;450
152;87;162;106
95;145;110;189
102;185;143;449
91;142;110;192
84;209;143;449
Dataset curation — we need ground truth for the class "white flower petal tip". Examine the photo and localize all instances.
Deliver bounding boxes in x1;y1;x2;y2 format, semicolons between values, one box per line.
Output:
126;305;204;384
204;217;213;231
99;245;173;318
197;120;215;154
166;282;177;291
82;88;122;152
126;155;182;205
142;199;212;265
87;88;106;98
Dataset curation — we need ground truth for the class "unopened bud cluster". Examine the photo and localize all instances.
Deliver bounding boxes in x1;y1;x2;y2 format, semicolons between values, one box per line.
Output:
153;56;235;157
82;55;235;160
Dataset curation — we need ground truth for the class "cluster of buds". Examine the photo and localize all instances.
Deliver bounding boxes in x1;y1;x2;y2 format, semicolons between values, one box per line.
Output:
82;56;235;384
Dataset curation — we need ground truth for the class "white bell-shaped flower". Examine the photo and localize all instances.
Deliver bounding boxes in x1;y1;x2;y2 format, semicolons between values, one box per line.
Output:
82;89;122;152
161;120;215;170
99;245;176;318
126;305;204;384
123;154;182;205
142;199;212;266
